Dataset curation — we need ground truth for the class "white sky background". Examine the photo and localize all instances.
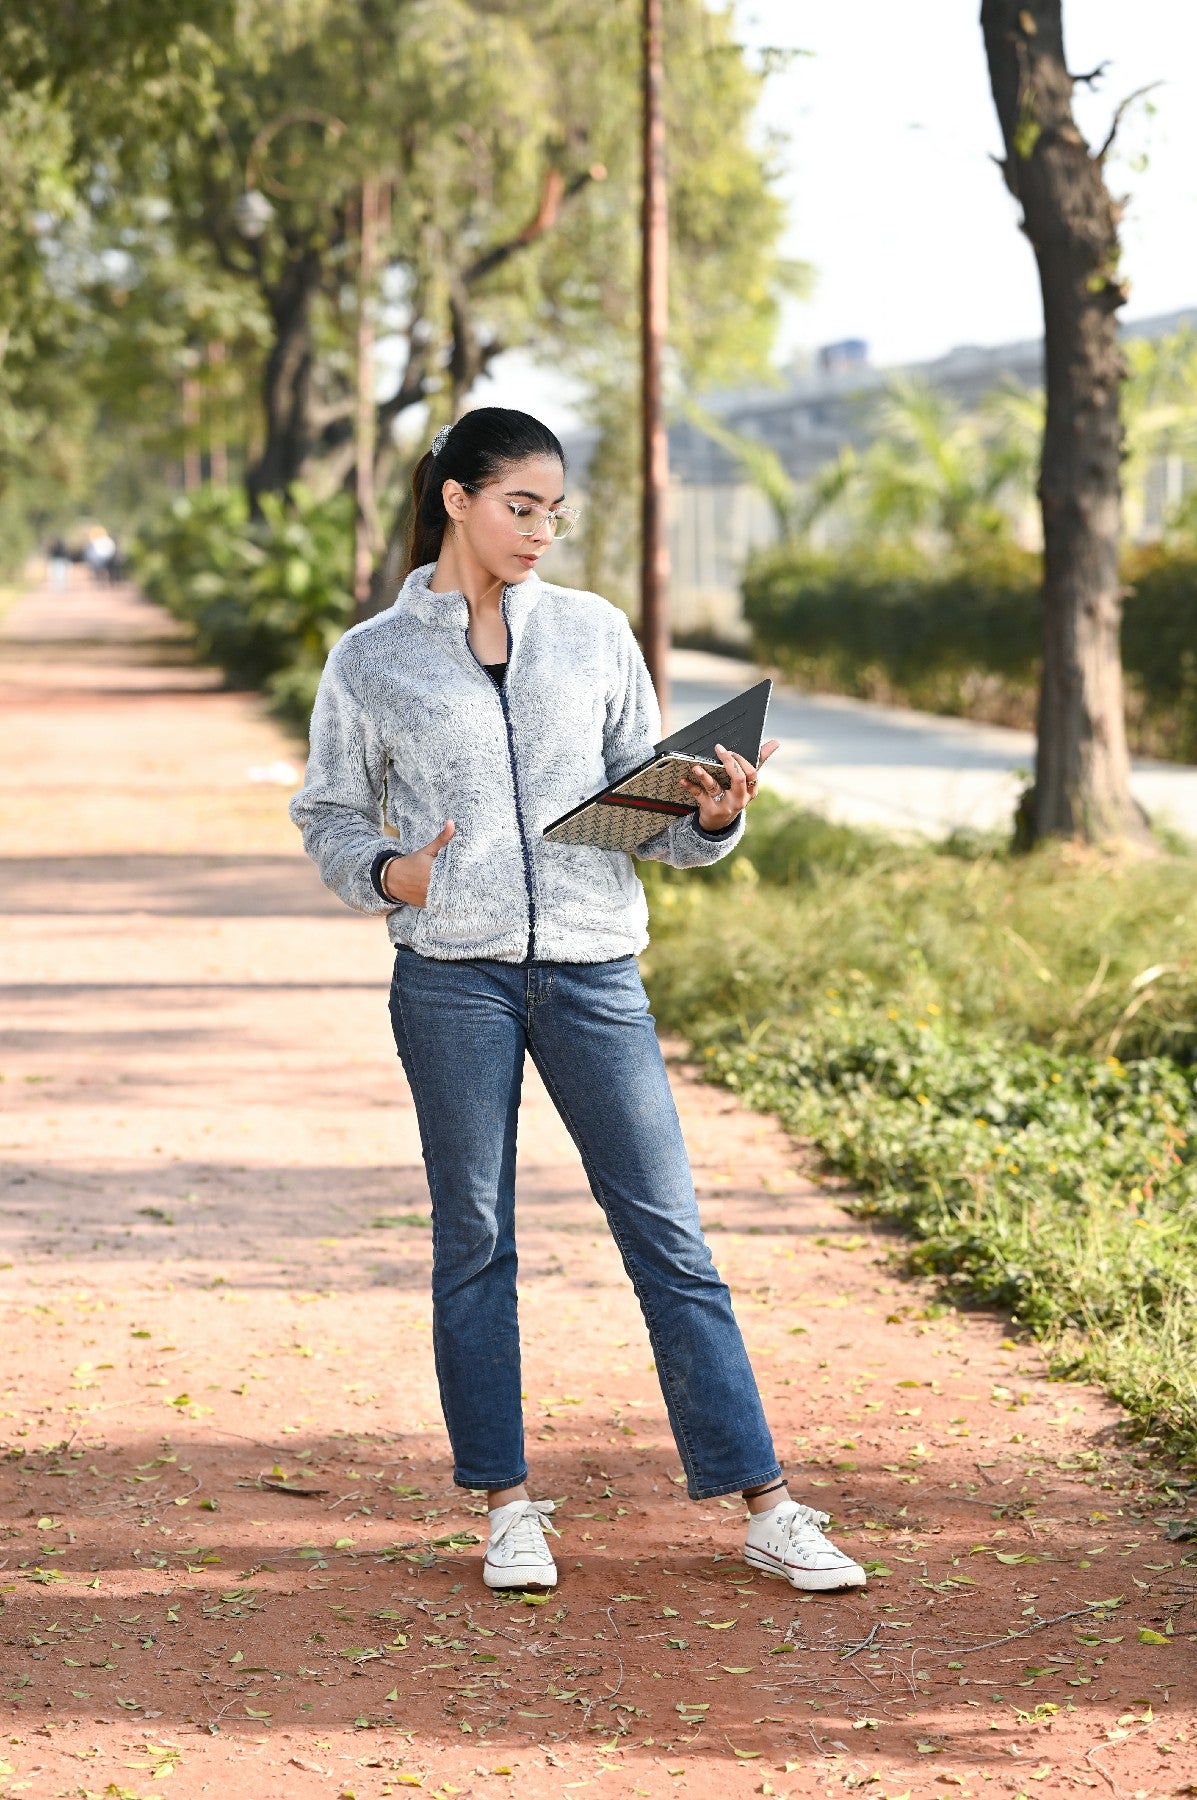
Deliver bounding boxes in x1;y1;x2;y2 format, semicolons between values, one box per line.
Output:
473;0;1197;431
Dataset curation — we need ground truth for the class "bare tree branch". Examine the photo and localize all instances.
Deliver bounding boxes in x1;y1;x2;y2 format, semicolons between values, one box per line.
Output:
1097;81;1163;162
463;164;605;291
1068;61;1109;90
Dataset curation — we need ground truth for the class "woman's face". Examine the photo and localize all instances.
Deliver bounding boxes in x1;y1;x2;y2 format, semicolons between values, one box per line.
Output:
443;455;567;585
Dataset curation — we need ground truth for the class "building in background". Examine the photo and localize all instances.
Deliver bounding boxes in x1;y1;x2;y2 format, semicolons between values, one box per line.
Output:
564;306;1196;644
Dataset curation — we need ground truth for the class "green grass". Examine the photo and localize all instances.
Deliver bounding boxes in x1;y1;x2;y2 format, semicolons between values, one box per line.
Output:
638;797;1197;1467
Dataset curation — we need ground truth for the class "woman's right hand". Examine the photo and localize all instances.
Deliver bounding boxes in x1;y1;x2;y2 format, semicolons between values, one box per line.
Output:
380;821;455;907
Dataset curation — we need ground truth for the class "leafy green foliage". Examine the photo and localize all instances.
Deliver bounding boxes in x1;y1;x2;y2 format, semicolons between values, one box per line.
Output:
744;540;1197;760
132;484;352;725
703;1011;1197;1462
744;540;1041;721
642;795;1197;1061
640;798;1197;1460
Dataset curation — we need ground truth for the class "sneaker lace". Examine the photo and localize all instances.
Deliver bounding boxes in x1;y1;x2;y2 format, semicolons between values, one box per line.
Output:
489;1498;560;1555
781;1502;832;1545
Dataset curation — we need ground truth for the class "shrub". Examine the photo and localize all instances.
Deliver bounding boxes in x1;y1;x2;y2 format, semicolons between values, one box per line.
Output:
743;539;1197;759
1121;545;1197;761
703;1010;1197;1462
132;485;354;728
742;541;1040;724
640;799;1197;1460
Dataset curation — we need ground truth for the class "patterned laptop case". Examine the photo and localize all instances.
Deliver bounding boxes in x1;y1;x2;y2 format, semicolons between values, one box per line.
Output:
543;679;772;853
543;755;730;852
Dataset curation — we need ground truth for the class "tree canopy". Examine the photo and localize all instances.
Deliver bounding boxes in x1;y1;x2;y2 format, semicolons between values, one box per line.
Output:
0;0;800;585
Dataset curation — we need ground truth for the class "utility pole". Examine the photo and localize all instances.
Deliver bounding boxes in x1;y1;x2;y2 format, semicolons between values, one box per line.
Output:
640;0;671;713
207;340;229;487
354;176;386;616
181;367;202;493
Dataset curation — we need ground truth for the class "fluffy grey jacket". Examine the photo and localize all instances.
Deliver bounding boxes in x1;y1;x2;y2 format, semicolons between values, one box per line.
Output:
289;563;743;962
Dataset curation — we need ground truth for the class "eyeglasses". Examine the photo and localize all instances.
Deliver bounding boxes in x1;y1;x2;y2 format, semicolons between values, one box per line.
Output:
461;484;582;540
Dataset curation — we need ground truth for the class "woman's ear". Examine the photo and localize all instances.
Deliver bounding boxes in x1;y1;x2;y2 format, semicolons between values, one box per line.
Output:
441;479;469;523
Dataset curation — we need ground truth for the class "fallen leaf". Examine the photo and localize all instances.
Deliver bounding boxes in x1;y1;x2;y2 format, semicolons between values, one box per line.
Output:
1137;1628;1168;1645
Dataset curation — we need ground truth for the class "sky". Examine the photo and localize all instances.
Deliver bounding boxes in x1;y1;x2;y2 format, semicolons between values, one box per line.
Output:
474;0;1197;431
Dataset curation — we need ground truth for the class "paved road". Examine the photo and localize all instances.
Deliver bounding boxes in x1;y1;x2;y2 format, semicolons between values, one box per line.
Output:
670;648;1197;840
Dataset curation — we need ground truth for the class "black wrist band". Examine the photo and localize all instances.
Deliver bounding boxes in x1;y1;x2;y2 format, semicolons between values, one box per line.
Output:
370;846;403;901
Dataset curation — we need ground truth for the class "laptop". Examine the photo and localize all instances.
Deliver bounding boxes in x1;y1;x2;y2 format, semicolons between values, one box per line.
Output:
543;678;773;853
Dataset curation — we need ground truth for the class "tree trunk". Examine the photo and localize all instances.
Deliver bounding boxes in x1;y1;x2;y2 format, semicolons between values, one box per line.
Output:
246;243;323;510
980;0;1148;844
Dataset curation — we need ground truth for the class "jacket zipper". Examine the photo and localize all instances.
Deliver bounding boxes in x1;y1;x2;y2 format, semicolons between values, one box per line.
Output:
464;609;537;961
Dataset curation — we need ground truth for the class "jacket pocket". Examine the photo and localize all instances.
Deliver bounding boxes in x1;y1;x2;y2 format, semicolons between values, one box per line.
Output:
419;838;454;915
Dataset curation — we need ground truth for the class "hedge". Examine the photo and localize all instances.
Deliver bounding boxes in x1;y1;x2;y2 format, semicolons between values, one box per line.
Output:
743;542;1197;761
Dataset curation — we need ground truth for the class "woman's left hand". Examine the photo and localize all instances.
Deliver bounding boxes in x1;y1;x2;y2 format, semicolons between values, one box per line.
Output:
682;738;779;832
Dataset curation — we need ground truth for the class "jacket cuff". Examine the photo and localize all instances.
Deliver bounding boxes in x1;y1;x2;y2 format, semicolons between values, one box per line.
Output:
370;846;402;901
693;814;742;842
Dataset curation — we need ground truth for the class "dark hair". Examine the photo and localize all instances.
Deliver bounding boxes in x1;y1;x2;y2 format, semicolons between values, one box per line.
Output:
406;407;566;574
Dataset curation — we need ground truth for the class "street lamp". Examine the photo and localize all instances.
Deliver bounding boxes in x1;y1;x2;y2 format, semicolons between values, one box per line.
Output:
232;187;275;241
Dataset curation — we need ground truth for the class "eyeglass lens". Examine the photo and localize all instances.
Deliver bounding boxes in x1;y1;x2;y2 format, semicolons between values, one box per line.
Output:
513;506;579;539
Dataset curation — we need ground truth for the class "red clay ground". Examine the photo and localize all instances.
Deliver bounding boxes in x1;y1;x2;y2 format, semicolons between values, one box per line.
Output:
0;575;1194;1800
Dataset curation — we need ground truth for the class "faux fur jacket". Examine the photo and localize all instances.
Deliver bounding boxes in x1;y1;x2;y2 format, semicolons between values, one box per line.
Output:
289;563;744;963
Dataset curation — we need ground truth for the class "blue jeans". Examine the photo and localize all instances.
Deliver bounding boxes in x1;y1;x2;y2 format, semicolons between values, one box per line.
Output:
388;950;780;1500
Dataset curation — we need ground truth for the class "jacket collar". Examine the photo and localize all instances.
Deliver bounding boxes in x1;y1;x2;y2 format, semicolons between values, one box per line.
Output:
398;562;543;657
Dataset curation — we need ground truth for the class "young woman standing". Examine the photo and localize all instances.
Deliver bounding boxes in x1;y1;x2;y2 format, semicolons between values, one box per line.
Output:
291;407;864;1595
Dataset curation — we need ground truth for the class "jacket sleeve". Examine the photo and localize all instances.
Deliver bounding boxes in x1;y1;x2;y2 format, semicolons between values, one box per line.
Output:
289;640;398;914
602;612;745;869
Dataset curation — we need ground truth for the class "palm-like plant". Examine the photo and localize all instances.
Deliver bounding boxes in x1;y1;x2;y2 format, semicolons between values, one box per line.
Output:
1122;327;1197;537
845;378;1040;554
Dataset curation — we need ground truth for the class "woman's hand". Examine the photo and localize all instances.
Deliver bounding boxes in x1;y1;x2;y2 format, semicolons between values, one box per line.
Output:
380;820;455;907
682;740;779;832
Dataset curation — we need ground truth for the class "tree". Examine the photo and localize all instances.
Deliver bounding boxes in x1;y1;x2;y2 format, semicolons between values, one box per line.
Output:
109;0;792;546
0;0;794;596
0;1;241;534
981;0;1150;844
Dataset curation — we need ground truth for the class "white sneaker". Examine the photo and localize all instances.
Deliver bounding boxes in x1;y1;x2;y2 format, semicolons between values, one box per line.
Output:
482;1498;559;1590
743;1499;867;1591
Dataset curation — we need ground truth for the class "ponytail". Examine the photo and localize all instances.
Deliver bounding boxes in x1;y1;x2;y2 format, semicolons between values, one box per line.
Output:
404;407;567;576
406;450;444;572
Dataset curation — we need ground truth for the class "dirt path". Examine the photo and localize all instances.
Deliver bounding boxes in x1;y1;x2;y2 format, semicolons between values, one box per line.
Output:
0;575;1193;1800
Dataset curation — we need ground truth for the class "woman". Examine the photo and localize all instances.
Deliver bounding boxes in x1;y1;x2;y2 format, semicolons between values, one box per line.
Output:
291;407;864;1595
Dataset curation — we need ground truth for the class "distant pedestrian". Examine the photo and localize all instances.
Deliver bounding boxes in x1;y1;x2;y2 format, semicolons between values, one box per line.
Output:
83;528;117;585
47;538;70;590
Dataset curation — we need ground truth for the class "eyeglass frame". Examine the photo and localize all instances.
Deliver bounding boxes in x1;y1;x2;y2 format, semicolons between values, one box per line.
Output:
457;481;582;540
